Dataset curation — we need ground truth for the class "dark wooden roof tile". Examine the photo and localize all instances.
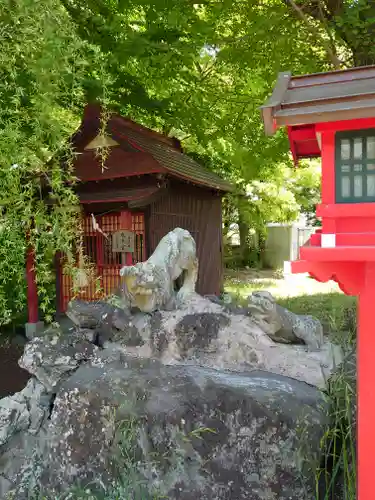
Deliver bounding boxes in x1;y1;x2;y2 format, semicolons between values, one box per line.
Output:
73;105;233;193
116;126;233;192
262;65;375;134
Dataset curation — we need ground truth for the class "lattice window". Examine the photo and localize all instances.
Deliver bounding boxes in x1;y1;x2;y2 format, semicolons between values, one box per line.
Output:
336;129;375;203
59;212;146;312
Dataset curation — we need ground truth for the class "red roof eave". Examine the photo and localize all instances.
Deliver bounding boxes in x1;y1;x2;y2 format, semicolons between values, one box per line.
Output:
287;124;321;164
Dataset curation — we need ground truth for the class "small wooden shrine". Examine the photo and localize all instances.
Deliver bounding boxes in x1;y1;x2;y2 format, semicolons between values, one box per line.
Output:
262;65;375;500
26;104;232;330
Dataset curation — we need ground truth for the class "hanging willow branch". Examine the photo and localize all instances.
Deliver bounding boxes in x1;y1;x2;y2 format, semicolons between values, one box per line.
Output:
0;0;110;323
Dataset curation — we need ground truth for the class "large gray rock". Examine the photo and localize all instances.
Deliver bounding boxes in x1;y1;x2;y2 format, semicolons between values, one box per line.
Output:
0;380;51;498
0;379;49;447
0;429;47;500
0;292;345;499
66;299;117;329
0;397;29;447
67;299;143;347
92;294;342;389
174;312;230;358
19;327;98;391
22;354;327;500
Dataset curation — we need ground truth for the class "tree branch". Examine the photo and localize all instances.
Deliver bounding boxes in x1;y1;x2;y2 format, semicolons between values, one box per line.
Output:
317;0;338;56
286;0;343;69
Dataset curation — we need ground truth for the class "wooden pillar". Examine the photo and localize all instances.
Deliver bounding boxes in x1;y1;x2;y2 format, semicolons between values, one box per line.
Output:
357;261;375;500
320;131;336;235
26;239;38;324
119;210;133;266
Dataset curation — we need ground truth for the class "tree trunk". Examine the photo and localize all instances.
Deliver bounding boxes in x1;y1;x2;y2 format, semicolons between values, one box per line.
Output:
238;209;252;267
351;48;375;67
257;230;267;268
222;198;231;239
286;0;375;68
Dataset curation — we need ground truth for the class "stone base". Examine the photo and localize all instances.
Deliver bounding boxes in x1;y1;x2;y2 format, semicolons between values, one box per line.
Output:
25;322;44;340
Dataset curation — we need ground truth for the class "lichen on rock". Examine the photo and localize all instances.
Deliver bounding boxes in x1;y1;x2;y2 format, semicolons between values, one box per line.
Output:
15;357;328;499
0;229;346;499
119;227;198;313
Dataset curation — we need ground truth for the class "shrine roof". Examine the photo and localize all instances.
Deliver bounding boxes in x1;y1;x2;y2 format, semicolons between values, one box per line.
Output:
261;65;375;135
71;105;233;193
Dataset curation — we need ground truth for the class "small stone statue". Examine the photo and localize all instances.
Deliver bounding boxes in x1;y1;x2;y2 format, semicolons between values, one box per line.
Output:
119;227;198;313
247;290;324;351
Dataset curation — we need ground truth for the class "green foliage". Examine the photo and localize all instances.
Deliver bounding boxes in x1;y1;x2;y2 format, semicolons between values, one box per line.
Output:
244;160;321;229
0;0;320;324
317;348;356;499
222;160;321;269
0;220;27;324
290;161;322;226
0;0;95;323
288;0;375;67
63;0;327;186
0;0;372;325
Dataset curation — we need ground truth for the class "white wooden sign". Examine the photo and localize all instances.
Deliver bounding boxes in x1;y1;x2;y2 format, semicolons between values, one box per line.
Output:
112;230;135;253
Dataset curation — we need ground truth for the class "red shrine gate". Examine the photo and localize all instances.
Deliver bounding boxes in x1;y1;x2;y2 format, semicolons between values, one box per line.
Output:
58;212;146;312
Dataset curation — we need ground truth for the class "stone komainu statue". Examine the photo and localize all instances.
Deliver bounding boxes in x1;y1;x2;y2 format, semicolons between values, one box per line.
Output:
119;227;198;313
247;290;324;351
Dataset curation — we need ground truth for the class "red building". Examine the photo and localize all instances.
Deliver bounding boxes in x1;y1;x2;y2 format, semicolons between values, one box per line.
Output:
26;104;232;332
262;65;375;500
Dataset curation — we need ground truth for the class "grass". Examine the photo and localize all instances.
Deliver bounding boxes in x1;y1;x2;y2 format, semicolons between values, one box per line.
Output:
13;269;356;500
224;269;357;343
317;349;356;500
225;268;357;500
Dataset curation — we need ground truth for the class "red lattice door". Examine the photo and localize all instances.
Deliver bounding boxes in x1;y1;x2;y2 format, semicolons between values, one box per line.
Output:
59;212;146;312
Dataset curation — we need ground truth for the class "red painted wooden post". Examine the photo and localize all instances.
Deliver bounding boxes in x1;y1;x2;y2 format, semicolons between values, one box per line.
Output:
141;213;147;261
95;219;104;296
54;251;64;315
125;250;133;266
320;131;336;203
262;68;375;500
358;262;375;500
320;131;337;237
26;236;38;324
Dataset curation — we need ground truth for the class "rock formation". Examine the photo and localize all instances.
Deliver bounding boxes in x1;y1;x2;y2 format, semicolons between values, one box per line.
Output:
64;292;341;389
0;294;343;499
0;229;345;499
1;332;329;500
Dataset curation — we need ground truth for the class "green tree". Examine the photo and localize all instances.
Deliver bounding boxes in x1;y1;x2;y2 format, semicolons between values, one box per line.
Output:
286;0;375;67
62;0;327;265
0;0;93;322
0;0;368;323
